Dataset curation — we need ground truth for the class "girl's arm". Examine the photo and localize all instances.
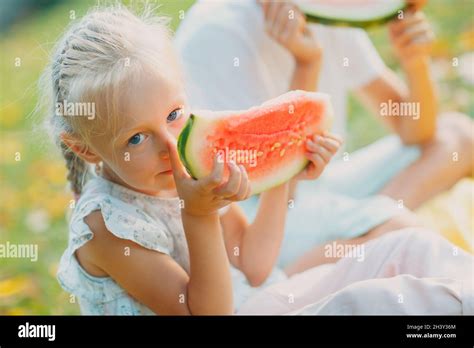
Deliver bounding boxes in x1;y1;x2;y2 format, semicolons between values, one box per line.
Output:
181;211;233;314
260;1;322;92
221;133;342;287
79;211;224;315
220;182;289;286
76;142;250;315
354;11;437;145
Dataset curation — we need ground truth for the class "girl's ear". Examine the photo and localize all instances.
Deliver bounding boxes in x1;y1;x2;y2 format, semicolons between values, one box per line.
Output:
60;133;101;164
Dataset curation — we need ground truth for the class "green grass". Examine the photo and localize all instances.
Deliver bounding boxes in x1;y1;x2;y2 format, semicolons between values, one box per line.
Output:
0;0;472;315
0;0;194;315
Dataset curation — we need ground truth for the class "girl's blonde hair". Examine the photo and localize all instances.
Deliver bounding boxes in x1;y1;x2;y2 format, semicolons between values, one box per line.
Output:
39;3;181;197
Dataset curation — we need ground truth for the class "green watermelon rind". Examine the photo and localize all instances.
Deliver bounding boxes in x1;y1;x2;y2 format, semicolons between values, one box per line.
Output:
177;114;197;179
301;2;407;29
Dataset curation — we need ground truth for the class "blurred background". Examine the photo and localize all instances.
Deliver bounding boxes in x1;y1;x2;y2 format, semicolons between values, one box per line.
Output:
0;0;472;314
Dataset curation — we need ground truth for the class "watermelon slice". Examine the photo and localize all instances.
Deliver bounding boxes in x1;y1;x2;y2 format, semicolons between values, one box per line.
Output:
178;91;333;195
294;0;407;28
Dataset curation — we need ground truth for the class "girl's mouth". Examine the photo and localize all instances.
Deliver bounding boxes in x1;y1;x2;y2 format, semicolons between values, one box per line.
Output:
160;170;173;175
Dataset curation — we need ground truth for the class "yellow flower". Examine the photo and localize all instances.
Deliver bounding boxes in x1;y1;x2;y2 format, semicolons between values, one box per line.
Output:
460;28;474;51
6;307;28;315
0;276;33;299
431;40;451;58
27;159;67;186
0;135;23;164
0;186;21;214
45;191;70;219
0;102;22;129
45;161;68;186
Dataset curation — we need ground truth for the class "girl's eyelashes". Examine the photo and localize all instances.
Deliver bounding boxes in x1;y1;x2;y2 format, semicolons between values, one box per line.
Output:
167;108;184;123
128;133;146;147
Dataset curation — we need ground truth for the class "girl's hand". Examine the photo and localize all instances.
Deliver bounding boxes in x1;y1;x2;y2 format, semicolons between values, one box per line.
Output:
294;132;343;181
259;0;322;65
388;11;435;68
168;141;251;217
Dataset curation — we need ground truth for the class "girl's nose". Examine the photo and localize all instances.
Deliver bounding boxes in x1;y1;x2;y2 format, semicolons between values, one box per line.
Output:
159;150;169;160
157;129;177;159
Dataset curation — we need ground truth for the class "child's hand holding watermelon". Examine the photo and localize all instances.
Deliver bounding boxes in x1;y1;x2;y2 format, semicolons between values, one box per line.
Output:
388;10;435;68
259;0;322;65
168;140;251;217
293;131;343;181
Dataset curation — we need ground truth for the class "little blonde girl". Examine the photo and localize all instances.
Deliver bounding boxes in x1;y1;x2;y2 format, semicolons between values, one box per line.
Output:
42;5;341;315
44;5;473;315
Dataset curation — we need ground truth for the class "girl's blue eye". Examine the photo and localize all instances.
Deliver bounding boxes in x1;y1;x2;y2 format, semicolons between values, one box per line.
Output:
128;133;145;146
167;108;183;123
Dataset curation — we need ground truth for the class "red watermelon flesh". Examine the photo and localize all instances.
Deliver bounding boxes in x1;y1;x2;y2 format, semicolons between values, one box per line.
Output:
178;90;334;195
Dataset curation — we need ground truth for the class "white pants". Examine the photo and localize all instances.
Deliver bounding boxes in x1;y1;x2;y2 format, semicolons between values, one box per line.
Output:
237;229;474;315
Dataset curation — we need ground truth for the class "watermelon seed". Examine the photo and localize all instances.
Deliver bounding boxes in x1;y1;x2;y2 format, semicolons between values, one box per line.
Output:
257;151;263;157
297;140;303;146
279;149;286;157
271;142;281;151
288;141;294;146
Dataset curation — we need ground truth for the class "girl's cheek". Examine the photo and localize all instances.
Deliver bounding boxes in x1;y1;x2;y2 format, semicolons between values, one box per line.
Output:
120;146;153;168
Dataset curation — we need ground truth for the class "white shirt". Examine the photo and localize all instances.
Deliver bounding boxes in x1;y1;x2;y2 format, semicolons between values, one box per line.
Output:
174;0;387;139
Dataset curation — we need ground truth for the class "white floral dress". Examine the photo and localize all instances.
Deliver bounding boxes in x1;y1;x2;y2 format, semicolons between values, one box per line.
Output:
57;175;286;315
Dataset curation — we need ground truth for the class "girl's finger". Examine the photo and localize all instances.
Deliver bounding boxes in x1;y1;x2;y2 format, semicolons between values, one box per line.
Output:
229;165;250;201
403;25;435;45
306;151;325;172
271;4;289;38
404;32;433;47
199;153;224;190
315;144;333;163
214;162;242;197
167;140;188;180
390;11;425;36
285;8;302;42
258;0;269;14
276;4;292;41
398;22;431;46
267;2;283;33
305;139;318;152
315;137;340;154
390;14;427;39
321;131;344;145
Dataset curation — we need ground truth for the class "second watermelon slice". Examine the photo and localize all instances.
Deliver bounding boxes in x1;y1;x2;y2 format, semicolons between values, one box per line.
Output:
295;0;406;28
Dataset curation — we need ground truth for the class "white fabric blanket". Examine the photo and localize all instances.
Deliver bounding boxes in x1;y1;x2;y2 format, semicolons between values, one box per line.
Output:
237;228;474;315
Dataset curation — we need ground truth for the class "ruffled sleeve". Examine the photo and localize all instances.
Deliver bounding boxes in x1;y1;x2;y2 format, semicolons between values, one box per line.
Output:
57;192;172;303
